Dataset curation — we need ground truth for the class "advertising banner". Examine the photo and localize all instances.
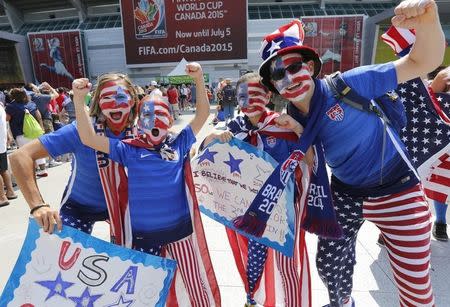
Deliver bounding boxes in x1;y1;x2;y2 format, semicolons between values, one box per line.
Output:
120;0;247;65
28;31;86;88
192;139;296;256
302;15;364;76
0;219;176;307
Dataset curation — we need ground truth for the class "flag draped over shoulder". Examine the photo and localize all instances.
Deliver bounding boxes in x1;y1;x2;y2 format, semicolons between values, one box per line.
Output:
226;112;314;306
95;125;221;306
226;166;311;307
94;122;134;247
382;26;450;204
165;161;221;307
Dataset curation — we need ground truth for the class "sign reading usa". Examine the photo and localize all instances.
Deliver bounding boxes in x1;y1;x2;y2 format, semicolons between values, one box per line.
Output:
192;139;296;257
120;0;247;65
0;219;176;307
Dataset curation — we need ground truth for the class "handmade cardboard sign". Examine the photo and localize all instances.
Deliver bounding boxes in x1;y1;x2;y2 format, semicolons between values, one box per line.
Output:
0;219;176;307
193;139;295;256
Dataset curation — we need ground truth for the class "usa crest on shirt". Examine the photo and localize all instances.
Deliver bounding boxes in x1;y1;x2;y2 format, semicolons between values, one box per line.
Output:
326;103;345;121
265;136;277;148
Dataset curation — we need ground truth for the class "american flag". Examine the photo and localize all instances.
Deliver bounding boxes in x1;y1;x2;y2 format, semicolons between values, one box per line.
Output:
396;79;450;203
381;25;450;205
227;163;311;307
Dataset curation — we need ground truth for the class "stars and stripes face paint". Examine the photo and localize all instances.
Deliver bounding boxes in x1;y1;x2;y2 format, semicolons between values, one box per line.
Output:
270;53;314;104
138;96;173;145
98;81;134;132
237;82;270;117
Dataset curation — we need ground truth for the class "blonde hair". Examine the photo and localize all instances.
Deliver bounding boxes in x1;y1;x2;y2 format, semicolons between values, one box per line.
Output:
89;73;139;125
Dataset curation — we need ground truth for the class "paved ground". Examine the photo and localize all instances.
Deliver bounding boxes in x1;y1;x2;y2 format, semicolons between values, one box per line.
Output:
1;107;449;306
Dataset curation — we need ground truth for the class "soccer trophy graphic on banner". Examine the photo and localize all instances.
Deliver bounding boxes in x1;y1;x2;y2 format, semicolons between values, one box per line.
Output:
134;0;167;39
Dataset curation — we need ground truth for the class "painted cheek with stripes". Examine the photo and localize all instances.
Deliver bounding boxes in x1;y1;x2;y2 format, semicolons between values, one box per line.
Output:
237;82;270;117
138;97;173;145
98;81;134;132
270;54;314;103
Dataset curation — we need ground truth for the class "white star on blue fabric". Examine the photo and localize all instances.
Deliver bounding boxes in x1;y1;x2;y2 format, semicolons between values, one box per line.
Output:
267;40;282;54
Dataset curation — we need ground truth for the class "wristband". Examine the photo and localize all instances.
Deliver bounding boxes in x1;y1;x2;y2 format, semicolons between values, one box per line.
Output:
30;204;50;215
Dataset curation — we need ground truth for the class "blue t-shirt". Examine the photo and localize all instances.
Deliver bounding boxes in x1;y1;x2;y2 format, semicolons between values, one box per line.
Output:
39;122;124;211
108;126;196;245
292;63;406;187
6;102;38;139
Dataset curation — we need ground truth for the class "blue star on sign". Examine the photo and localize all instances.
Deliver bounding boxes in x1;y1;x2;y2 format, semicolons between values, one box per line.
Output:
105;294;134;307
197;148;218;164
69;287;102;307
35;271;74;301
224;152;244;174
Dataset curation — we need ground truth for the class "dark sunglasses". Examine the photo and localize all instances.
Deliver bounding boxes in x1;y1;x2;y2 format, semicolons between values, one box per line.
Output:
271;62;304;81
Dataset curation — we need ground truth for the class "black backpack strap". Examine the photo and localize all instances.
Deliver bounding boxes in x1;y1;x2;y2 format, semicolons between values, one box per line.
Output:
325;72;391;124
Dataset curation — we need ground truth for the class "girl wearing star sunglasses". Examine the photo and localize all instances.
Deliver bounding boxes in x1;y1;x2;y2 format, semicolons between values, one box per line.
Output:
72;63;220;306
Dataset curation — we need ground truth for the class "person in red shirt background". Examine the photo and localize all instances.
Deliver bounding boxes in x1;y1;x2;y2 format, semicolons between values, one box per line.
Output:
167;84;180;120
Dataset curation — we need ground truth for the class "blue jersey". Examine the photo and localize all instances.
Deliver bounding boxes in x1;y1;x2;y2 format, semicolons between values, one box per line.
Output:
108;126;196;245
292;63;407;187
39;122;124;211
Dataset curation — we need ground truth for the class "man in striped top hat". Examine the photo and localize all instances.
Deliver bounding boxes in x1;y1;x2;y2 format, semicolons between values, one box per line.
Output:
257;0;445;306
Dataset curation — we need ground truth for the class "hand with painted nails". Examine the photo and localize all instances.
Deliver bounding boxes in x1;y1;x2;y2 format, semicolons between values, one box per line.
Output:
72;78;92;102
392;0;438;29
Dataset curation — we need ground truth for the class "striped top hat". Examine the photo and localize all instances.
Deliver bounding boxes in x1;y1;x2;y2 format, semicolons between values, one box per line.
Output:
258;19;322;93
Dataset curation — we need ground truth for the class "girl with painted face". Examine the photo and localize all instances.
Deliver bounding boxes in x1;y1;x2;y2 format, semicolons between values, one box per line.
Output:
90;74;137;135
204;72;313;307
136;94;173;146
72;63;221;306
12;73;138;240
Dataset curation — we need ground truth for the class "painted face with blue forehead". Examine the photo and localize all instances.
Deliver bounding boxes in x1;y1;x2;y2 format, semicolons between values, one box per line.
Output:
138;96;172;145
237;83;250;108
139;100;155;131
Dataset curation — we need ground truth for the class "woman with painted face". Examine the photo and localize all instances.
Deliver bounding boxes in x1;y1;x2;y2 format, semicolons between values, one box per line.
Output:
203;72;314;307
72;63;221;306
10;73;139;236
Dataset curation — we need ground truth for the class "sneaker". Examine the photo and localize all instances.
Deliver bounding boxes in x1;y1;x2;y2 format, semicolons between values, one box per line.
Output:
377;234;385;246
432;222;448;241
36;170;48;178
48;160;63;167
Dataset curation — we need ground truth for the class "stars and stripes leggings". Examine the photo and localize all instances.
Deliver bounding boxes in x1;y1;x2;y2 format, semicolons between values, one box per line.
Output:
316;184;434;307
